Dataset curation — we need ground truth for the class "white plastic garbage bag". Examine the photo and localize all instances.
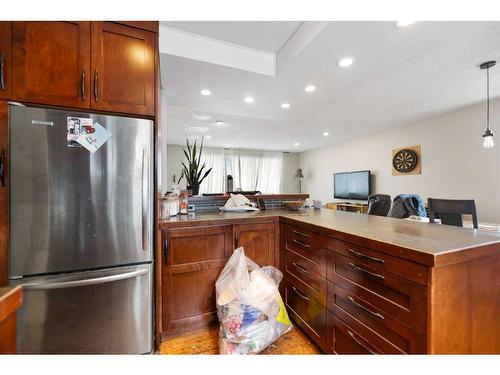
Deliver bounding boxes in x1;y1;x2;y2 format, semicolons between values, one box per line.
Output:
215;247;292;354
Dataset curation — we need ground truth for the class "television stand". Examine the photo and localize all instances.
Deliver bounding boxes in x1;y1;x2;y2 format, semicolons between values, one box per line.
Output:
325;202;368;214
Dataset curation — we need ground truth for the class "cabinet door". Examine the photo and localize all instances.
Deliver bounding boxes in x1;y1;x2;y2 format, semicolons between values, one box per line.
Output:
162;226;233;336
12;22;90;108
233;222;277;267
0;22;12;100
91;22;155;116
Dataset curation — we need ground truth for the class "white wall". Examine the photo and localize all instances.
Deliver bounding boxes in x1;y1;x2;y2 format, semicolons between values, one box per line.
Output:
164;145;301;194
300;98;500;223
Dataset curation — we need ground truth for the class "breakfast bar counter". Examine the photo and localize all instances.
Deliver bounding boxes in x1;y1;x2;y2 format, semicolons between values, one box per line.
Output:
157;208;500;353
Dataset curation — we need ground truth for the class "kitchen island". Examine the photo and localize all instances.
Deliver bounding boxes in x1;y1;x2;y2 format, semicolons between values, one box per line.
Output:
157;208;500;353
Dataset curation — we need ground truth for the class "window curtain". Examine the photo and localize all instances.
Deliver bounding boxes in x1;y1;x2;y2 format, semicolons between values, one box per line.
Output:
231;149;283;194
199;147;225;194
257;151;282;194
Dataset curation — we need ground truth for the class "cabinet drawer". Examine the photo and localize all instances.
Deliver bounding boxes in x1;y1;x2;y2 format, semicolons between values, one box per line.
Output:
327;252;427;334
284;248;326;306
327;313;381;354
328;281;426;353
283;225;326;269
328;311;404;354
284;277;327;351
328;239;427;286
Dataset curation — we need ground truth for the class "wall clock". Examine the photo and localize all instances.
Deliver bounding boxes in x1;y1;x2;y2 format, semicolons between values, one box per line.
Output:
392;145;421;175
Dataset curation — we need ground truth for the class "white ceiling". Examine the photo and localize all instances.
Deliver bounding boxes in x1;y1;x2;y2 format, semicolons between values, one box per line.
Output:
160;21;500;152
160;21;302;52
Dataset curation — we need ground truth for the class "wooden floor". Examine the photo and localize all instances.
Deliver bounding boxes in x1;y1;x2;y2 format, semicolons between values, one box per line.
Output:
160;325;321;355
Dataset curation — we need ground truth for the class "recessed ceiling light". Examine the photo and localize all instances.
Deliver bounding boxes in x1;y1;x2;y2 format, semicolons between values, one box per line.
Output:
323;132;329;136
304;85;316;93
244;96;254;104
281;103;290;109
214;120;226;126
293;142;300;146
192;114;211;121
205;135;212;139
394;21;415;28
338;57;353;68
200;89;211;96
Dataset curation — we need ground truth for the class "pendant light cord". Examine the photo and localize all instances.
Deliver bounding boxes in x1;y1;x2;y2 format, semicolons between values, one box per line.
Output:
487;66;490;131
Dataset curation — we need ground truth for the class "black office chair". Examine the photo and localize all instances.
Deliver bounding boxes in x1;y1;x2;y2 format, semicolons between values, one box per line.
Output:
427;198;478;229
366;194;391;217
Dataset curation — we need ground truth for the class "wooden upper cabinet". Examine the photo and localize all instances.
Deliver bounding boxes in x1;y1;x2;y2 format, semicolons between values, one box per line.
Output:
0;22;12;100
12;22;91;108
90;22;155;116
234;223;277;267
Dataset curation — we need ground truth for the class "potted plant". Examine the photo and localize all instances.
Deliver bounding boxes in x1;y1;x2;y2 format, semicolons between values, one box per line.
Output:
179;137;212;196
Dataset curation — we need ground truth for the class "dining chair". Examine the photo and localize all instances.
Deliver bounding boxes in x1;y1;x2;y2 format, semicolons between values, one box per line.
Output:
367;194;391;216
427;198;478;229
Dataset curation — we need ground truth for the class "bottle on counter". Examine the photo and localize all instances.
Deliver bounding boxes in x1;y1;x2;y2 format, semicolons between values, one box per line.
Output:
161;192;171;219
179;191;188;215
167;193;179;216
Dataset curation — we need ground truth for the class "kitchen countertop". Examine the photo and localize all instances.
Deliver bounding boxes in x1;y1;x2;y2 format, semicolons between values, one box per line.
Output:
0;287;23;323
159;208;500;266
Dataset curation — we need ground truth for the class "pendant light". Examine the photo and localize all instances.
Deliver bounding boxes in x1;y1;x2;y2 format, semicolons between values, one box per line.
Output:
480;61;496;149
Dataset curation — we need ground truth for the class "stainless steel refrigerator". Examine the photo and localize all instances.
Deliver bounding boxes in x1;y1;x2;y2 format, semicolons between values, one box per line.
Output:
8;104;153;354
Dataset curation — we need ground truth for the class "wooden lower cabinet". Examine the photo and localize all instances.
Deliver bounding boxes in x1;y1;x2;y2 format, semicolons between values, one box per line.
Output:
282;222;429;354
233;222;277;267
161;221;279;338
161;225;233;336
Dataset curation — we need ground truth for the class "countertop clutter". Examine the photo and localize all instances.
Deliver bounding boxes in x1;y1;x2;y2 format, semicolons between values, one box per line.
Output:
159;208;500;353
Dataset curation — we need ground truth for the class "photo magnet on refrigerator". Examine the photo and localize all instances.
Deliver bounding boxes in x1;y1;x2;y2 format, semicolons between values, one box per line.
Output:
67;117;112;153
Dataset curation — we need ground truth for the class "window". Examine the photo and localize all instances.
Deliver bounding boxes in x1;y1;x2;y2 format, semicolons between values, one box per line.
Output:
230;149;282;194
197;148;283;194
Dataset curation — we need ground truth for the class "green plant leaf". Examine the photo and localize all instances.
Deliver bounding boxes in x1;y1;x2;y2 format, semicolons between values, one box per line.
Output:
198;167;213;185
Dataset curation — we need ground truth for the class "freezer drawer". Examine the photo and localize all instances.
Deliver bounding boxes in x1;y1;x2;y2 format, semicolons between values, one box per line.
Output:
11;264;152;354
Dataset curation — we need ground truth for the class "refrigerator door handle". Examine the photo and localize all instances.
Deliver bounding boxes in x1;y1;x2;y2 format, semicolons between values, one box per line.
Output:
18;269;149;290
142;149;149;252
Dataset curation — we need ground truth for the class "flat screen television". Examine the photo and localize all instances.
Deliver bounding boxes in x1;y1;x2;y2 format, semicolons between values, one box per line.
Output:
334;170;371;200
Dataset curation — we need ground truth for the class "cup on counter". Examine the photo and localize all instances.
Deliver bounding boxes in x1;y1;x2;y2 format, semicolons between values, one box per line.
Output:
313;200;322;209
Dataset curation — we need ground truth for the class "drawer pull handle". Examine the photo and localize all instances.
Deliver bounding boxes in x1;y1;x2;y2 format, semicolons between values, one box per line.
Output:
348;249;385;264
347;296;385;320
292;262;310;275
292;239;311;248
292;286;310;301
347;330;376;354
348;262;385;281
292;229;310;238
